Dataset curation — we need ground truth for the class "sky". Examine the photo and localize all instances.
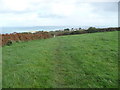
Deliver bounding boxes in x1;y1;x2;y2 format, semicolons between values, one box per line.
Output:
0;0;119;27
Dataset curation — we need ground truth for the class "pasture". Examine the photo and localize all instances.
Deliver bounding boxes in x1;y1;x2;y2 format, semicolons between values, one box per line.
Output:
2;31;118;88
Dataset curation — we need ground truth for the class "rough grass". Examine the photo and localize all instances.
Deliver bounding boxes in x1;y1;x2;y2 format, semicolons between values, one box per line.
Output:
0;47;2;89
2;31;118;88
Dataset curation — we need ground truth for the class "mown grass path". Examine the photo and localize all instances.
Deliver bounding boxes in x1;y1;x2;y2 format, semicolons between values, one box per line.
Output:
2;31;118;88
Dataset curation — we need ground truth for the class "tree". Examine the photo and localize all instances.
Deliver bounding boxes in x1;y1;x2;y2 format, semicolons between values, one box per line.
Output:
87;27;97;33
79;28;81;30
64;28;70;31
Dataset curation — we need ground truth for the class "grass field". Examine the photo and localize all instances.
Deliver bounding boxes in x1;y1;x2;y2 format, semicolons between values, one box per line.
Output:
2;31;118;88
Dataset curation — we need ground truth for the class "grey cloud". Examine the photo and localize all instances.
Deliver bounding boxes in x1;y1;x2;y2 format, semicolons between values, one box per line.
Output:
75;2;118;12
87;2;118;18
0;10;29;14
39;13;65;18
91;2;118;13
0;8;36;14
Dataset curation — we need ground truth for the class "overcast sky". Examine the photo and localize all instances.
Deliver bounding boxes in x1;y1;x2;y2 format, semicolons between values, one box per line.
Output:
0;0;119;27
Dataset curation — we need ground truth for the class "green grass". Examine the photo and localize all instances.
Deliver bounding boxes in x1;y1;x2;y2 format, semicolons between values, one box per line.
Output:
0;47;2;89
2;31;118;88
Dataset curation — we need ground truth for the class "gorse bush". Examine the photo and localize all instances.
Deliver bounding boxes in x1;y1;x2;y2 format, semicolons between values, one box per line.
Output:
1;32;52;46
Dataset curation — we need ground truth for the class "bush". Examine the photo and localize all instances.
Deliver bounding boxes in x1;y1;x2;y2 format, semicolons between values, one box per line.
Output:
87;27;98;33
6;40;13;46
64;28;70;31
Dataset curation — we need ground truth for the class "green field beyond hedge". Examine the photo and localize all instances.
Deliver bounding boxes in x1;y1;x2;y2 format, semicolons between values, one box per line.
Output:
2;31;118;88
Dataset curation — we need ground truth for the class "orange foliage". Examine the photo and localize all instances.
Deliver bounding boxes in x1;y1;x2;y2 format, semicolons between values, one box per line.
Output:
0;32;52;46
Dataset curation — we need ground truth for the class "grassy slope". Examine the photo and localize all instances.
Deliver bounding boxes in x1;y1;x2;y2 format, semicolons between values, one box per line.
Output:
2;31;118;88
0;47;2;89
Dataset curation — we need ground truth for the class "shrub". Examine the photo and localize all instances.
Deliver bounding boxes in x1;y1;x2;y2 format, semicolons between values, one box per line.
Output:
64;28;70;31
1;32;52;46
6;40;13;46
87;27;98;33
